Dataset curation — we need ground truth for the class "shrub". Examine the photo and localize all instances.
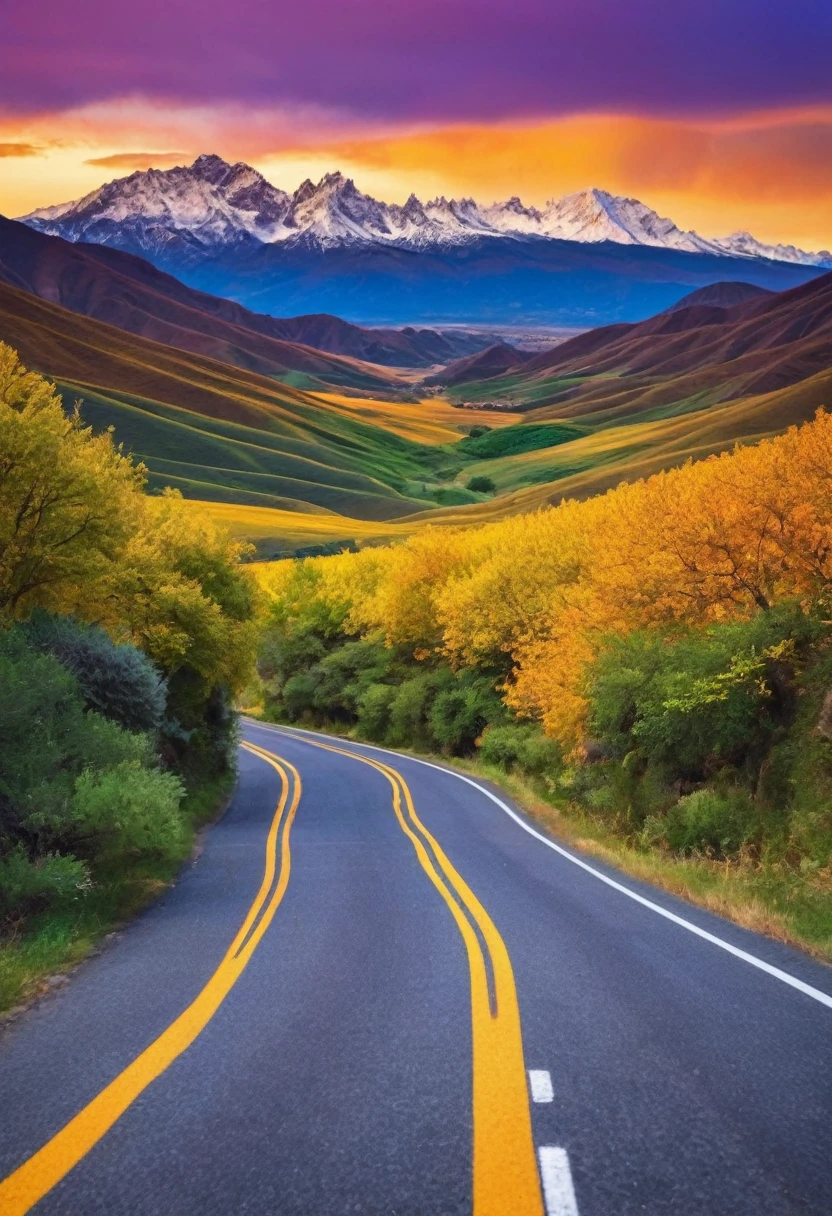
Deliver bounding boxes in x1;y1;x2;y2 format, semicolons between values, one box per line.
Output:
428;689;476;752
478;724;536;771
645;788;760;859
0;625;186;888
586;607;819;783
163;671;239;774
315;640;398;720
356;683;397;741
514;730;564;779
22;611;166;732
387;670;451;748
478;722;562;778
466;475;496;494
425;671;505;755
0;847;89;922
72;763;186;863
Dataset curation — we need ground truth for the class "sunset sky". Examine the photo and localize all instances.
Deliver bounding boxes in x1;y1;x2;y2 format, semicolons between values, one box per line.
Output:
2;0;831;249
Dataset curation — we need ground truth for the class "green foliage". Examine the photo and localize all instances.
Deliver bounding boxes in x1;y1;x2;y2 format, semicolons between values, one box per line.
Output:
72;764;185;862
163;673;239;776
466;475;497;494
586;607;818;781
479;724;563;780
467;425;492;439
458;422;582;460
22;610;166;732
644;788;760;859
573;605;832;861
0;847;89;920
259;593;509;757
428;674;505;754
356;683;397;741
388;669;454;749
0;624;187;928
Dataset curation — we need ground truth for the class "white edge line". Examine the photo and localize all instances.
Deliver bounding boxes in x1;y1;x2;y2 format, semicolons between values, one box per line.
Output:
245;720;832;1012
538;1146;579;1216
529;1069;554;1103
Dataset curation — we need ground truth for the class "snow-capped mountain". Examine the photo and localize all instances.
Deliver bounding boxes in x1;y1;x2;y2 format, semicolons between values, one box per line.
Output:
19;154;832;270
711;230;832;269
23;154;292;256
535;189;716;252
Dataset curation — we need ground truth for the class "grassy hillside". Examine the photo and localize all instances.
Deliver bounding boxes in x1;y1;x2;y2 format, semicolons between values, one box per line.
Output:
2;263;830;557
312;391;517;445
204;504;413;557
0;281;523;538
210;365;832;551
0;282;465;522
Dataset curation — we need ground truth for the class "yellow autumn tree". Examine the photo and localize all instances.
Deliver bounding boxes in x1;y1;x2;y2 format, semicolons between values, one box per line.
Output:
262;409;832;754
0;344;261;698
0;343;145;618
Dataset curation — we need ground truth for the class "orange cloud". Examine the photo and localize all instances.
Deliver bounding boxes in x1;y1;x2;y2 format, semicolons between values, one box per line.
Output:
0;142;43;157
1;101;831;249
85;151;189;170
281;109;832;249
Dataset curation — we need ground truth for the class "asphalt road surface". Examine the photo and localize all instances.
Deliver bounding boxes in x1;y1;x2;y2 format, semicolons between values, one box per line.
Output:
1;719;831;1215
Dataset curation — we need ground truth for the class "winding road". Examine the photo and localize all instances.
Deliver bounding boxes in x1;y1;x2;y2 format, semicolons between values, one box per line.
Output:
1;719;831;1215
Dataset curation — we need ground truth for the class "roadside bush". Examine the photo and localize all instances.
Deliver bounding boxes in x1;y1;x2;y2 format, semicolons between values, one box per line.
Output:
281;671;319;720
22;611;166;732
427;688;475;752
356;683;397;741
388;669;453;749
72;763;185;863
314;640;399;720
162;671;238;775
0;847;89;921
428;674;504;754
645;788;760;859
0;626;187;926
478;723;563;780
586;607;819;783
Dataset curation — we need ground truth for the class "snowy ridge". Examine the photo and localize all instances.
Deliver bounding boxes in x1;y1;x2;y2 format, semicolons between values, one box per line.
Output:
20;155;832;269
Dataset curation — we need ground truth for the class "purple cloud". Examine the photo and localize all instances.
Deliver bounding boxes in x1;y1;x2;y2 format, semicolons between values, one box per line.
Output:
4;0;831;125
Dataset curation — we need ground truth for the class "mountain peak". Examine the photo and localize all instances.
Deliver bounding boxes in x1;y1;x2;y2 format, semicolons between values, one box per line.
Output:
192;152;231;169
17;157;832;269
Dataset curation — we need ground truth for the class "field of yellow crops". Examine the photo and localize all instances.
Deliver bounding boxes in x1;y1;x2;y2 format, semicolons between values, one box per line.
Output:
312;391;517;445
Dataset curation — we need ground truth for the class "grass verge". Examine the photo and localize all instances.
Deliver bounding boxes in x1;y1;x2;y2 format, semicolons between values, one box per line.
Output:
0;772;235;1020
470;766;832;966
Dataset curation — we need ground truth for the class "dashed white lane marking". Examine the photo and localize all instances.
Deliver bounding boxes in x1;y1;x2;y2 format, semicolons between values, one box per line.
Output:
529;1069;554;1103
538;1147;580;1216
252;723;832;1013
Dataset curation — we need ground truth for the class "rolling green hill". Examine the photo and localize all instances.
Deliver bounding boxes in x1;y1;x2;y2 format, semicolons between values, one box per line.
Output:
2;265;831;559
0;281;463;526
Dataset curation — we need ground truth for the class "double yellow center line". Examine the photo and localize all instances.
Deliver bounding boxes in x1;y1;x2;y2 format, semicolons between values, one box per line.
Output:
262;731;543;1216
0;735;543;1216
0;745;299;1216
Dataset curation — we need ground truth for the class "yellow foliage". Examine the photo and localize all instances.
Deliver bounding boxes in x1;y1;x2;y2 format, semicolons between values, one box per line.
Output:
264;408;832;751
0;345;261;694
0;343;145;618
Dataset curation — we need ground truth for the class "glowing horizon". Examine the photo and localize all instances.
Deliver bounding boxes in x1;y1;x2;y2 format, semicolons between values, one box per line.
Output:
2;0;831;250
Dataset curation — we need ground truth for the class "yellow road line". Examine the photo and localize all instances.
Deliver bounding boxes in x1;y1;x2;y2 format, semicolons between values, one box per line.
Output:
0;746;300;1216
257;731;544;1216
